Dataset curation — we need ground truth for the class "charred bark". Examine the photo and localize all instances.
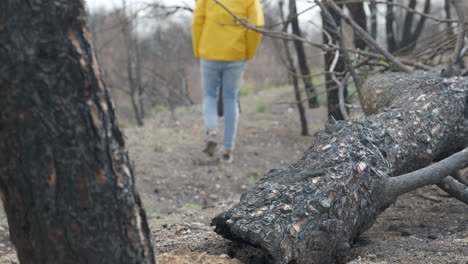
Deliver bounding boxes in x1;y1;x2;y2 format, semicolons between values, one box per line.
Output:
212;69;467;264
0;1;156;263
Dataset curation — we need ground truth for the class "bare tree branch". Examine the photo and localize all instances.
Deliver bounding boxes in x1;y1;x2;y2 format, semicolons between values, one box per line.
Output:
436;176;468;204
213;0;329;49
323;0;413;73
214;0;431;72
143;3;194;16
384;148;468;201
267;4;317;29
338;0;462;24
338;73;352;119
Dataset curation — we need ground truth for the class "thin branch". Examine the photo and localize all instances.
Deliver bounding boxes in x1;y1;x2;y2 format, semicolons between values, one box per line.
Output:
308;20;332;44
287;70;345;79
329;50;340;79
453;170;468;185
274;78;356;105
151;4;193;12
336;0;462;24
212;0;328;50
213;0;431;72
339;73;352;120
346;48;432;70
436;176;468;205
384;148;468;201
267;4;317;29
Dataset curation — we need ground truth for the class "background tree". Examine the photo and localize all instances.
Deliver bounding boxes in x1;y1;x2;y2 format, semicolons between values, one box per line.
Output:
0;0;156;263
321;0;347;120
346;1;367;50
278;0;310;136
289;0;319;108
386;0;432;54
119;0;146;126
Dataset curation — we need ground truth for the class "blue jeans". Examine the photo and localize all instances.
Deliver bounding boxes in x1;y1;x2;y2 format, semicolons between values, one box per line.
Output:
201;59;246;150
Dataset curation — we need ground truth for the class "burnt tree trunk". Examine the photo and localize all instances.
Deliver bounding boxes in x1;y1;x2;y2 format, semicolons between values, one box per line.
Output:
212;69;468;264
322;1;346;120
387;0;431;54
401;0;418;48
369;0;377;40
401;0;431;52
135;36;146;119
386;0;398;53
280;1;309;136
346;1;367;50
445;0;454;35
0;1;156;263
289;0;318;108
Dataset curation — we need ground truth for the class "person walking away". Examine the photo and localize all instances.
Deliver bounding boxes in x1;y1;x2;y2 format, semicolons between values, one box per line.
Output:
192;0;264;163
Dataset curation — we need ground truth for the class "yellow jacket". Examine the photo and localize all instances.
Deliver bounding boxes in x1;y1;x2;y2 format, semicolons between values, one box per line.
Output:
192;0;264;61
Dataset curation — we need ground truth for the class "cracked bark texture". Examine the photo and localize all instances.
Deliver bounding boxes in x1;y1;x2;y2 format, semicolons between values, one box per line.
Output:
0;1;156;263
212;69;468;264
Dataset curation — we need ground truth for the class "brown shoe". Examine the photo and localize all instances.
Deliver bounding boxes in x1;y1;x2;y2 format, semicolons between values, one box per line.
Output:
202;134;217;156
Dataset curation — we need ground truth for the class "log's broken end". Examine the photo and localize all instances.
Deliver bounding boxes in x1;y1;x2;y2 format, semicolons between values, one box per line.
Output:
212;208;354;264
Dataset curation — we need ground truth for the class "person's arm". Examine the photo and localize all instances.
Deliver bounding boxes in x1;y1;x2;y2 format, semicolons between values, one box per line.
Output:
192;0;206;58
246;0;264;60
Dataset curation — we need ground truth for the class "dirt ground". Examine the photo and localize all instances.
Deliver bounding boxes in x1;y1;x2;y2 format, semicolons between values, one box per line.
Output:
0;87;467;264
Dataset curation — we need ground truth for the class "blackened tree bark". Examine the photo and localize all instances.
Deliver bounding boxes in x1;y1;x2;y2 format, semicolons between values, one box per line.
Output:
369;0;378;40
280;1;309;136
346;1;367;50
401;0;418;47
402;0;431;50
386;0;398;53
0;1;156;263
212;69;468;264
322;1;346;120
289;0;319;108
387;0;431;54
445;0;454;35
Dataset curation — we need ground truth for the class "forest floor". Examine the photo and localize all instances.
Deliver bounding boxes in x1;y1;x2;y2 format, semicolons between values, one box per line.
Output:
0;86;467;264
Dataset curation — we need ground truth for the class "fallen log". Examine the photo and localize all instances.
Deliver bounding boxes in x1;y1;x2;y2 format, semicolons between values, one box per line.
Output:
362;68;468;203
212;69;468;264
